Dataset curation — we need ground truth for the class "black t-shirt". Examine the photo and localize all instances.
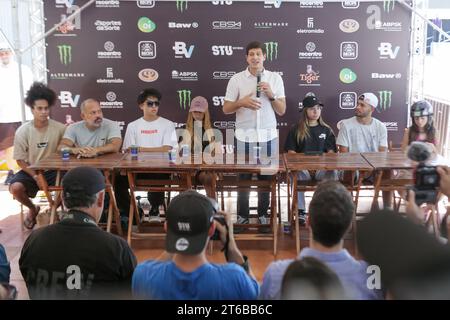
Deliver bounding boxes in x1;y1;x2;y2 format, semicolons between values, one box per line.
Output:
284;124;337;153
19;210;137;299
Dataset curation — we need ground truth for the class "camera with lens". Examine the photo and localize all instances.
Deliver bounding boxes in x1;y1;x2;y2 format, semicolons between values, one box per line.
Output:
407;142;440;205
208;197;227;240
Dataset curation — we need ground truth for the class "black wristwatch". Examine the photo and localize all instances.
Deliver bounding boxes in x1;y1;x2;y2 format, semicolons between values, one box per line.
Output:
269;96;276;102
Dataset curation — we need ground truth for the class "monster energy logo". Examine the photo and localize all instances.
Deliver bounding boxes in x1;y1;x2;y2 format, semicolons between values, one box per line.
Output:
378;90;392;112
265;42;278;61
383;0;395;12
58;45;72;65
176;0;188;12
178;89;191;110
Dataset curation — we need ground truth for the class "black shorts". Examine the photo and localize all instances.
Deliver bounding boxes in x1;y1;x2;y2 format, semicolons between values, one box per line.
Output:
0;122;21;150
9;170;58;198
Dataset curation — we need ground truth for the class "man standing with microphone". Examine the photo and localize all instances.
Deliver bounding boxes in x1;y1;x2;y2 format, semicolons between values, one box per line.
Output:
223;41;286;233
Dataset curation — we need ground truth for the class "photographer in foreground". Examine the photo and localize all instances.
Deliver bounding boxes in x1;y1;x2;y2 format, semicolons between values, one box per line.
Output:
132;190;259;300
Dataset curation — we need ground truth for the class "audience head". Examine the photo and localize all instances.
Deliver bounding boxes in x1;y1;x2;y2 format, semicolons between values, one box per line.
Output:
80;99;103;129
308;181;354;247
357;209;450;299
165;190;215;255
281;257;346;300
62;166;106;221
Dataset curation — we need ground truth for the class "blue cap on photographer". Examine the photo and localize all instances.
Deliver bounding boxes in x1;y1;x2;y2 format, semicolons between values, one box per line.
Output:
165;190;215;255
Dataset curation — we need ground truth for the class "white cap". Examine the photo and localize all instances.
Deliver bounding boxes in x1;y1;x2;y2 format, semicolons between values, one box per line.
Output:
358;92;378;109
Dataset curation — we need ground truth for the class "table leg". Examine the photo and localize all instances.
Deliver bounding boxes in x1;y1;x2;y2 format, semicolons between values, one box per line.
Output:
271;175;278;256
371;170;384;211
127;171;139;245
49;170;61;225
292;170;300;255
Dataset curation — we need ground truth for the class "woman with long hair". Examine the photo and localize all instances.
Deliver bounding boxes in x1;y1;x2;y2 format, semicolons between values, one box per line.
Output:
180;96;220;198
284;95;337;224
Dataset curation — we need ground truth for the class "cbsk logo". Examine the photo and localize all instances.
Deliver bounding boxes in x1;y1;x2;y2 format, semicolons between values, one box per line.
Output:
173;42;194;58
58;45;72;65
138;17;156;33
212;96;225;107
264;42;278;61
178;89;192;110
378;90;392;112
59;91;80;108
212;21;241;30
176;0;188;12
213;71;235;80
212;45;233;56
378;42;399;59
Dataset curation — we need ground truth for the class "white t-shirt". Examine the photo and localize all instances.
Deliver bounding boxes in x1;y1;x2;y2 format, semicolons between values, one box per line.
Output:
0;61;33;123
123;117;177;150
225;68;285;143
336;116;388;152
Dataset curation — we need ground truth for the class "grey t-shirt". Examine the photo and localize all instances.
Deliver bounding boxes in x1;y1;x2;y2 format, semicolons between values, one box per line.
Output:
336;116;388;152
63;118;122;148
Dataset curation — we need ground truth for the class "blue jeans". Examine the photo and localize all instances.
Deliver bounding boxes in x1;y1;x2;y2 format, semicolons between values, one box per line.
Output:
236;138;278;218
295;170;338;211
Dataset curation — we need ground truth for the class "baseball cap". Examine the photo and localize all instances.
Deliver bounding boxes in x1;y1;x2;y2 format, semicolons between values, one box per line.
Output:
166;190;215;255
0;42;12;52
62;166;106;198
302;95;324;109
189;96;208;113
358;92;378;108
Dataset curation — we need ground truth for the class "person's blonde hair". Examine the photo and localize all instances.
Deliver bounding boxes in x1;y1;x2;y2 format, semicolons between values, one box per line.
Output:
184;109;215;148
296;107;333;143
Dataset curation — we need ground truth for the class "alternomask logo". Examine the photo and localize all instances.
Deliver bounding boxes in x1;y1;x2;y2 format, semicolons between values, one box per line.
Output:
58;45;72;65
178;89;191;110
265;42;278;61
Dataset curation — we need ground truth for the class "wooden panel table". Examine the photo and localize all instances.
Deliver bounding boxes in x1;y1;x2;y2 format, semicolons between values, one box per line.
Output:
118;152;197;244
283;152;373;254
360;152;415;210
200;154;282;255
29;152;126;235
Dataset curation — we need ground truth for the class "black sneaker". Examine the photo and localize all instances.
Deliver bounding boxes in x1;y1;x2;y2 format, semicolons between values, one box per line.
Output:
148;206;161;222
298;209;307;226
4;170;14;185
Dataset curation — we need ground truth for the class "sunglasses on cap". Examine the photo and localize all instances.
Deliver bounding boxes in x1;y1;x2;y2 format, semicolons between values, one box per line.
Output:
146;100;160;107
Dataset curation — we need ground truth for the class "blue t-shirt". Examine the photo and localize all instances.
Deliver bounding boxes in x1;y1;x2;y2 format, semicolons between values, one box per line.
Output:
0;244;10;284
132;260;259;300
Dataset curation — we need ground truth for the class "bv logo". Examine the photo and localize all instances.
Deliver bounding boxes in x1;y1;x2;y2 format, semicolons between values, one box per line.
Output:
59;91;80;108
173;42;194;58
264;42;278;61
378;90;392;112
58;45;72;65
378;42;399;59
176;0;188;12
178;89;192;110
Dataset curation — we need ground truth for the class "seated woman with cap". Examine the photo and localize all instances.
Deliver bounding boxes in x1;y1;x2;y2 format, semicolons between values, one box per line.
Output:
284;94;338;225
179;96;222;198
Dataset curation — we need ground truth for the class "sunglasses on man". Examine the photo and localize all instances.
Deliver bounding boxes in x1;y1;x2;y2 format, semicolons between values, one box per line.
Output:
146;101;160;107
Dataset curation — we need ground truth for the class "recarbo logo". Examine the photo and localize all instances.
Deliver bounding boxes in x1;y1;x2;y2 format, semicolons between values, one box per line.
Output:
177;89;192;110
264;42;278;61
58;45;72;65
138;69;159;82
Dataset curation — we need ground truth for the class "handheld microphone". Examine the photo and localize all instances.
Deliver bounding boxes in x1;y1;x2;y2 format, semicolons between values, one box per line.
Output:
407;142;432;162
256;71;261;98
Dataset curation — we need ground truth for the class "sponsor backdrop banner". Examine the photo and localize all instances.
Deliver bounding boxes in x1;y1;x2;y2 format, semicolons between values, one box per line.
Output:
45;0;411;146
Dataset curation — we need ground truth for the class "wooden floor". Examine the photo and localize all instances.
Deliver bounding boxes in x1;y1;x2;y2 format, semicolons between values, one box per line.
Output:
0;180;374;300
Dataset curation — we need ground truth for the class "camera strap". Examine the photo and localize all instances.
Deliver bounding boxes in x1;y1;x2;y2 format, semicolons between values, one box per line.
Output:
222;223;230;261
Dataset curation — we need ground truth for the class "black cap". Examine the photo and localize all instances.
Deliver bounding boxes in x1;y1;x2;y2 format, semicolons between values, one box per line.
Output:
302;96;323;109
62;166;106;197
166;190;215;255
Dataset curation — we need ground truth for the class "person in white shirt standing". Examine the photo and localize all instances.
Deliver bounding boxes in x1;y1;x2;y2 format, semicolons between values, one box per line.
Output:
223;41;286;232
336;92;391;208
0;42;33;184
116;88;177;221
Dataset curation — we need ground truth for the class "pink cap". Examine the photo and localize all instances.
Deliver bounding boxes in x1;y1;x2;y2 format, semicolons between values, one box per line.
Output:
189;96;208;113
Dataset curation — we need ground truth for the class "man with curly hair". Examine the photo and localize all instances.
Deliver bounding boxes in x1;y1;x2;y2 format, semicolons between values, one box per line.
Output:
9;82;66;230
